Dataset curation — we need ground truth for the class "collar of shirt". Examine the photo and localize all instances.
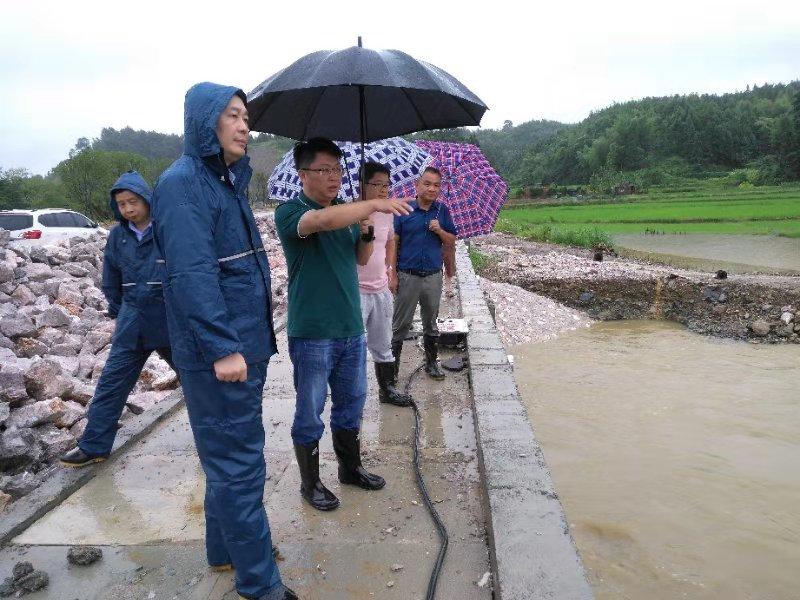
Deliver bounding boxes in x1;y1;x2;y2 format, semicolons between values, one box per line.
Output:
128;221;152;242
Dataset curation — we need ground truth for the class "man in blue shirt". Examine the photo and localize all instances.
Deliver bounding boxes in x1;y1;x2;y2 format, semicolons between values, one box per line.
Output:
391;167;458;380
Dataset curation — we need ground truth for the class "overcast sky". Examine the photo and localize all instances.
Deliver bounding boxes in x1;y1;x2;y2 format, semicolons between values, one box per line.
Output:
2;0;799;175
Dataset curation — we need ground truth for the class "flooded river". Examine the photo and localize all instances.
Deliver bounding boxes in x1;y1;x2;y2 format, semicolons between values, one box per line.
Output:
512;320;800;599
614;233;800;273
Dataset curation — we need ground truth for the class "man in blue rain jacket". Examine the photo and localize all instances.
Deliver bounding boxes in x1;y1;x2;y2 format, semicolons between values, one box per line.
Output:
60;170;175;467
151;82;295;600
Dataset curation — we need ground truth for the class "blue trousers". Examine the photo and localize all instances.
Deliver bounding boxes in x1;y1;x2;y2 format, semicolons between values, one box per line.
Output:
179;361;282;598
288;335;367;444
79;341;174;457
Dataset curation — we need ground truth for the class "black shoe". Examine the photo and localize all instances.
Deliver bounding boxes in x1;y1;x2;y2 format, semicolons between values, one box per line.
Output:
293;442;339;511
60;447;108;468
374;362;413;407
237;584;299;600
423;335;445;380
391;340;403;386
332;428;385;490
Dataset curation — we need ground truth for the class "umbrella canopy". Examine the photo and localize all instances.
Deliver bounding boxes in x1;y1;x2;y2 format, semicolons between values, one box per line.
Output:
268;137;432;202
247;43;487;143
392;141;508;239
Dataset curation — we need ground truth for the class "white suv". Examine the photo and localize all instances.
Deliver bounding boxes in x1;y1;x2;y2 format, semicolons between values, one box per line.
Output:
0;209;108;247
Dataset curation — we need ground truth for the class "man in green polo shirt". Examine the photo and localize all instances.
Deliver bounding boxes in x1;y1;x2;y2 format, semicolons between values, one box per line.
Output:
274;137;411;512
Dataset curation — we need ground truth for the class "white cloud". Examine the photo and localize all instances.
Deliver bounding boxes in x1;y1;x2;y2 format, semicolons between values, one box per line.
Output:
1;0;799;173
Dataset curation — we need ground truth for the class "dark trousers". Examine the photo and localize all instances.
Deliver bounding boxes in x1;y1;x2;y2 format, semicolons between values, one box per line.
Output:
79;342;174;456
392;270;443;343
179;361;282;598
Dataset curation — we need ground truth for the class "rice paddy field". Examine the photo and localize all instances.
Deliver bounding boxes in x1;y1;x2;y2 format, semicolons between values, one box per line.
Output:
496;184;800;248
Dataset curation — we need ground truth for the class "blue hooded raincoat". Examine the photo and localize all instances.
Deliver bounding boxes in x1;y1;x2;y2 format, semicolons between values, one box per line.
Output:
152;82;282;598
79;170;174;457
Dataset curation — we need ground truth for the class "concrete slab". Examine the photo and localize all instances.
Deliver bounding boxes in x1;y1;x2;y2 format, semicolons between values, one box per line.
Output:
456;243;594;600
5;288;492;599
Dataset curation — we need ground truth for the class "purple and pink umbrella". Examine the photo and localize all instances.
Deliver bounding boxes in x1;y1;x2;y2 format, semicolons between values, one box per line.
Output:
393;141;508;239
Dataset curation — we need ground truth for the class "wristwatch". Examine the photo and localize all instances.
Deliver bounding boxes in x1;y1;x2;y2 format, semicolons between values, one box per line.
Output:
361;225;375;242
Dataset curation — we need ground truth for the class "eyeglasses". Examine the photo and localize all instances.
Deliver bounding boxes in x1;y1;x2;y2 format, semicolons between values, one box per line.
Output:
300;166;344;178
365;182;391;190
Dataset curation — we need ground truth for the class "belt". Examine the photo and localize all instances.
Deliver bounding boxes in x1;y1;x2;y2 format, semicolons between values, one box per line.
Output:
399;268;441;278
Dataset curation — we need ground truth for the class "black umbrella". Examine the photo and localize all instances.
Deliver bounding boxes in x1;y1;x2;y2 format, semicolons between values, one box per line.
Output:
246;37;487;145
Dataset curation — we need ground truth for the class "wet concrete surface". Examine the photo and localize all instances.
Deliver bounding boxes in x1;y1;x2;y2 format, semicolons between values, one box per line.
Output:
2;294;492;599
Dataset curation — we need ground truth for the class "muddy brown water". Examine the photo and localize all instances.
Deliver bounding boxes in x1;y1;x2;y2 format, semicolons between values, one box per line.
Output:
511;320;800;600
614;233;800;274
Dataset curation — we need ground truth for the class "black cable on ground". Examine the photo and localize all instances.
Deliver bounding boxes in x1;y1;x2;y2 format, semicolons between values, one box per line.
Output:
404;363;449;600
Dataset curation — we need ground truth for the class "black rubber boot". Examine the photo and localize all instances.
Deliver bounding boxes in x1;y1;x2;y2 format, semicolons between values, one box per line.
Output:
423;335;445;380
374;362;413;407
60;447;108;468
332;428;385;490
237;583;299;599
293;442;339;511
391;340;403;386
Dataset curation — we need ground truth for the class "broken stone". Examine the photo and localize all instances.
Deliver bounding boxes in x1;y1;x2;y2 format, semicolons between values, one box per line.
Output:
0;428;42;471
12;562;34;581
46;398;85;428
23;262;54;282
24;358;62;393
37;425;76;460
1;471;41;499
125;392;162;415
0;366;28;403
69;418;88;439
36;326;66;347
748;320;771;337
780;311;793;325
578;291;595;305
0;491;10;512
14;570;49;593
15;337;48;358
67;380;95;405
152;371;179;391
10;284;35;306
67;546;103;566
62;263;90;278
84;327;113;354
35;306;72;328
0;314;36;339
47;355;80;377
76;352;97;379
0;264;13;285
6;400;63;429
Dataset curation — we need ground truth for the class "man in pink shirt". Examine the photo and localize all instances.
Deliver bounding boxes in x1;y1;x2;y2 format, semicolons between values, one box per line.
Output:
358;162;413;407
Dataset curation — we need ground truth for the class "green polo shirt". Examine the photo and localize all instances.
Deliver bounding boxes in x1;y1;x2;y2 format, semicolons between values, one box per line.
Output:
274;192;364;339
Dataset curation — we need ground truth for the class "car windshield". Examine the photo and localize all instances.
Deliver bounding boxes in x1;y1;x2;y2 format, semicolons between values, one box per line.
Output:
38;212;77;227
0;214;34;231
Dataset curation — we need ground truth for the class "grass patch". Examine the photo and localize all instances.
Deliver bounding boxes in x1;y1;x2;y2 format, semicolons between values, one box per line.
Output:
468;246;492;272
499;184;800;240
496;219;614;249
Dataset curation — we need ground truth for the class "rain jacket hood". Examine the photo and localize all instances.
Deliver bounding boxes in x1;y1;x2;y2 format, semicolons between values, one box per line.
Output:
183;82;247;159
109;170;153;223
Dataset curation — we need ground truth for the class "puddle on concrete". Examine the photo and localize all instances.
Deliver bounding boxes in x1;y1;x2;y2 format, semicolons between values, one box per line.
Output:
512;320;800;600
614;233;800;273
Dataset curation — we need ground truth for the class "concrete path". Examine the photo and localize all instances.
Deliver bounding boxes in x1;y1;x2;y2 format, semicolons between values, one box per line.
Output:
2;295;492;599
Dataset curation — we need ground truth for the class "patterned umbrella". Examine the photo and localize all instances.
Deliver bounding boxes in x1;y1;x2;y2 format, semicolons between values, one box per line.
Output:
392;141;508;239
268;137;432;202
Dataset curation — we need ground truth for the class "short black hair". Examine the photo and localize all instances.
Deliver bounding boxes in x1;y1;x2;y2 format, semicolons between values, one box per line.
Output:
422;166;442;178
361;161;390;183
293;137;343;170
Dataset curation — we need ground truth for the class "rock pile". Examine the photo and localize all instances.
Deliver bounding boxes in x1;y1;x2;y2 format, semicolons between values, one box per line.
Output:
0;213;288;511
0;231;174;510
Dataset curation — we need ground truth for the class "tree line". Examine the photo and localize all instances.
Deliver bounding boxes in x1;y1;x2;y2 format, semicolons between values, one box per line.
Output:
2;81;799;216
